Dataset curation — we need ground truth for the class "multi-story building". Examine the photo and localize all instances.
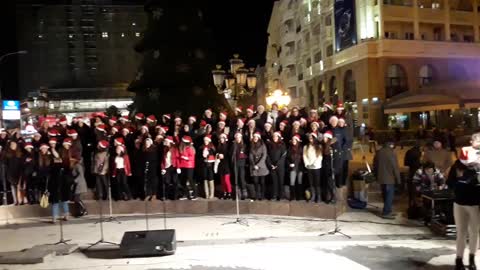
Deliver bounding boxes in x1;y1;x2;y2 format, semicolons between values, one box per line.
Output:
16;0;146;100
266;0;480;130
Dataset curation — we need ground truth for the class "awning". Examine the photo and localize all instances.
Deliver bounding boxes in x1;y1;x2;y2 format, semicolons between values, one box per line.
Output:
384;92;460;114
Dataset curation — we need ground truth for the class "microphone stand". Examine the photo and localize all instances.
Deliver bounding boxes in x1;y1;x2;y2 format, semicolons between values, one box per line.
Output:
223;143;248;227
84;199;118;250
319;148;351;239
95;161;120;224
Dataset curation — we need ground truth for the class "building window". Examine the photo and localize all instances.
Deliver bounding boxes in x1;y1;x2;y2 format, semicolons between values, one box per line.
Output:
404;32;414;40
326;44;333;57
385;31;397;39
329;76;338;104
418;65;434;86
135;32;141;37
325;14;332;26
101;32;108;38
464;35;474;42
314;51;322;63
385;64;408;98
318;81;324;104
343;70;356;102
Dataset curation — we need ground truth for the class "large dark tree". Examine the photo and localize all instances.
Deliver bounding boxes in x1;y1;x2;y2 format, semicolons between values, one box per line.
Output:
128;0;228;116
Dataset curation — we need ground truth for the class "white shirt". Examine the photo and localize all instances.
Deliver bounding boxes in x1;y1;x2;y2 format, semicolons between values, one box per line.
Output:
115;156;125;169
303;145;322;169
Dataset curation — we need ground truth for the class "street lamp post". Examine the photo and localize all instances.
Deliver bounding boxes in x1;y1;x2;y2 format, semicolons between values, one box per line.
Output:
0;50;28;100
212;54;257;109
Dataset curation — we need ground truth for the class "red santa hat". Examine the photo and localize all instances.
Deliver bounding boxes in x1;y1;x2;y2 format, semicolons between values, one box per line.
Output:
280;120;289;127
145;137;153;145
40;144;49;150
310;108;318;113
200;120;207;127
96;124;106;132
48;129;59;137
189;116;197;122
217;121;226;127
219;133;228;141
98;140;109;149
253;132;262;139
77;116;84;122
174;116;182;121
324;130;333;139
237;118;246;125
109;117;117;124
273;131;283;139
246;105;255;113
160;126;169;134
63;138;73;146
236;106;243;113
147;115;157;123
165;136;175;144
324;102;333;110
182;136;193;144
460;146;478;165
117;145;126;153
135;113;145;120
234;132;243;139
264;122;273;128
219;111;228;118
24;143;34;150
111;126;120;133
292;134;302;142
121;127;131;134
119;116;130;122
163;114;171;120
140;125;149;132
310;132;318;139
48;137;57;144
114;137;125;145
336;101;345;111
311;121;320;128
59;117;67;125
293;120;301;126
300;118;307;125
67;129;78;137
203;134;212;143
247;119;256;126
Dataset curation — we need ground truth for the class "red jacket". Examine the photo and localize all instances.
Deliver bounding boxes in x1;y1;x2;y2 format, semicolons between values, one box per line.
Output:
161;146;179;170
112;155;132;177
178;146;195;169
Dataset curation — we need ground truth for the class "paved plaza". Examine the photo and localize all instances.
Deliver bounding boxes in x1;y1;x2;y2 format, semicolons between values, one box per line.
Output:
0;209;467;270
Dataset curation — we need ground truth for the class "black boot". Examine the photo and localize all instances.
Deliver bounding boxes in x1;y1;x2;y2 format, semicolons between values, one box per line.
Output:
256;184;262;201
469;254;476;270
456;257;466;270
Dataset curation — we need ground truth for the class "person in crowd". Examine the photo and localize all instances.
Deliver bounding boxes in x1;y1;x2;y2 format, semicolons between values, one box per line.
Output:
49;138;72;223
249;132;269;201
367;127;376;153
330;115;346;188
246;105;255;121
23;143;35;204
246;119;257;144
112;145;133;201
216;133;231;199
288;106;301;125
373;140;401;219
254;105;269;129
142;138;159;201
320;103;334;126
287;134;304;201
93;140;110;200
161;136;178;200
269;103;279;129
451;133;480;270
231;132;248;200
447;129;457;158
338;117;353;189
303;133;323;203
131;139;144;199
3;141;24;205
35;144;52;204
268;131;287;201
263;122;274;143
404;143;423;206
412;161;445;193
71;156;88;217
423;139;453;176
203;109;215;127
178;136;196;200
321;131;336;203
199;135;216;199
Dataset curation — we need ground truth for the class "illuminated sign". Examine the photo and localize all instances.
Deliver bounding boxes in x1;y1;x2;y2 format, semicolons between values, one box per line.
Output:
2;100;20;111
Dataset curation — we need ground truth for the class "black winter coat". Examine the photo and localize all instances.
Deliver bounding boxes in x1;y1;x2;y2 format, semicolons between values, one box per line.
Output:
267;142;287;170
216;143;230;175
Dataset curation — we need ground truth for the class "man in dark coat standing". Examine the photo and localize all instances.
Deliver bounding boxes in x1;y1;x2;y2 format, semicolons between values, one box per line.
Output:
373;140;401;219
330;115;347;188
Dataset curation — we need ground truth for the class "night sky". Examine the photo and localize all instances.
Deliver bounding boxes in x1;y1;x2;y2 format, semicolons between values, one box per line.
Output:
0;0;275;99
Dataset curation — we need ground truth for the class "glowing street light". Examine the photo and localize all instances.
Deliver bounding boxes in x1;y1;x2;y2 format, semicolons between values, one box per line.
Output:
266;89;291;107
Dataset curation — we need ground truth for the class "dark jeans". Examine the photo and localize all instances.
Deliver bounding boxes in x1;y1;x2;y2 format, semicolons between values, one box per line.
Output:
270;167;285;200
234;160;247;191
252;176;266;200
116;169;132;200
95;175;108;200
307;169;321;202
162;167;178;199
181;168;195;198
202;163;214;180
382;184;395;216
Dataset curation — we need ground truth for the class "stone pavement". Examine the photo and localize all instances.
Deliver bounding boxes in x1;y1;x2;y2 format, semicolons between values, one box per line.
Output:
0;208;466;270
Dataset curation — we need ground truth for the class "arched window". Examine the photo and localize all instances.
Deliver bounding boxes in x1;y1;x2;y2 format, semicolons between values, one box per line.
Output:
329;76;338;104
385;64;408;98
318;81;324;104
448;64;468;80
418;65;434;86
343;70;356;102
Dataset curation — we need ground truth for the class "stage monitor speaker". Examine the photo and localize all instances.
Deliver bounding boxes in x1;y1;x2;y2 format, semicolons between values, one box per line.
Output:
120;229;176;257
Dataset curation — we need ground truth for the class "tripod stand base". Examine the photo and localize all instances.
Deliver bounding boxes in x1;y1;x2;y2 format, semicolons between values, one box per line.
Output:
83;239;119;251
53;239;72;245
94;216;121;224
318;228;351;239
222;217;249;227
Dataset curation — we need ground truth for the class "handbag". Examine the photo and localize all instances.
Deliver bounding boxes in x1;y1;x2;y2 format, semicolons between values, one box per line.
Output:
213;156;221;174
40;176;50;209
